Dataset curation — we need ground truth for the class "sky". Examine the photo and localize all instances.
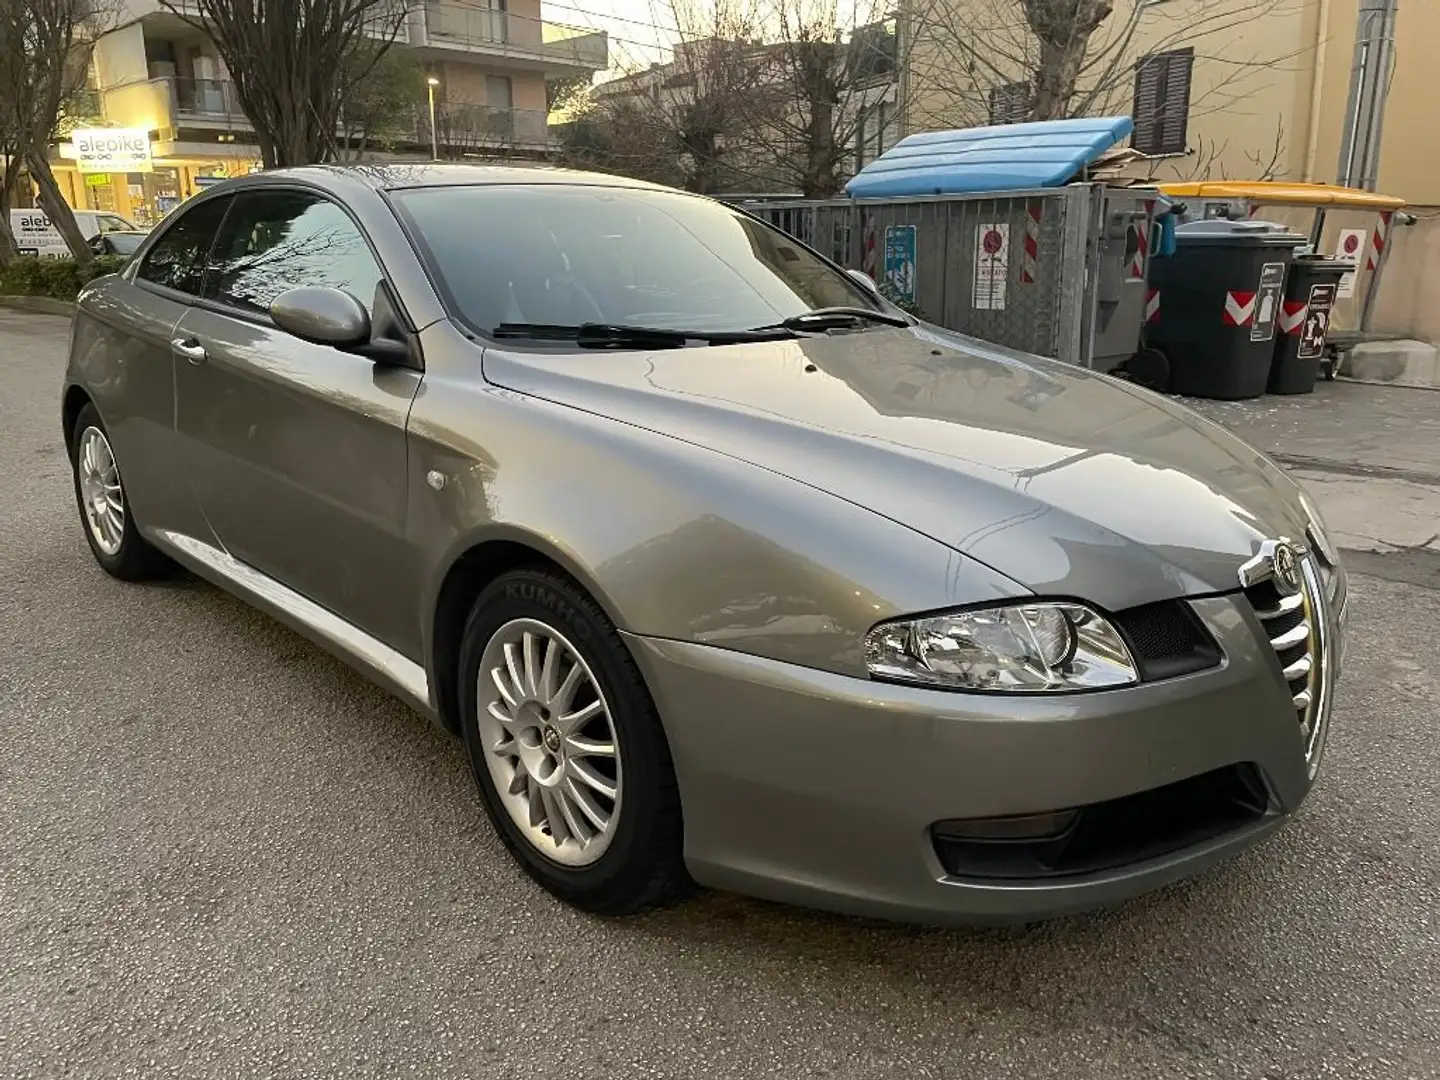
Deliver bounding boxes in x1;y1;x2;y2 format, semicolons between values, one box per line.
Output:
540;0;888;81
541;0;679;77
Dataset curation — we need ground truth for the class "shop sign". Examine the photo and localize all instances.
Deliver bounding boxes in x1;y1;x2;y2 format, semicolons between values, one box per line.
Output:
71;128;152;174
84;172;111;187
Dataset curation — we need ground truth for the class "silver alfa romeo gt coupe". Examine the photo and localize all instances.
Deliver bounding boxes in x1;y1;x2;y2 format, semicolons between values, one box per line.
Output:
62;165;1347;925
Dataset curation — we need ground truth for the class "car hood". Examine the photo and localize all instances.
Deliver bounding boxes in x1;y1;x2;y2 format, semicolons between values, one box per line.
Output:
482;325;1312;610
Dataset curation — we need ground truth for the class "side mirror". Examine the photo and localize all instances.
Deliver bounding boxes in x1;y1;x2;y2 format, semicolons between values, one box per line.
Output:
846;268;881;299
270;286;371;348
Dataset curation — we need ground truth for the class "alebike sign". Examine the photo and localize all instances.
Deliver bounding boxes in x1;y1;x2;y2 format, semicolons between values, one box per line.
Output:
70;128;152;174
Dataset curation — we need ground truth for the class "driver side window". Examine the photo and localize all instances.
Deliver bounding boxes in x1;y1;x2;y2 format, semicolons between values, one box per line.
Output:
203;190;383;318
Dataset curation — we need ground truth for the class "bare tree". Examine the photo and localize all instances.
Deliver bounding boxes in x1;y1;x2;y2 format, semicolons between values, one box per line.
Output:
576;1;770;193
161;0;409;167
0;0;117;264
736;0;906;197
336;40;424;161
911;0;1297;129
575;0;905;197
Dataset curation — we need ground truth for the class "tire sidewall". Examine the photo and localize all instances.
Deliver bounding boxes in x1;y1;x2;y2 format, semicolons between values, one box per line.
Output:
70;404;140;574
457;570;670;902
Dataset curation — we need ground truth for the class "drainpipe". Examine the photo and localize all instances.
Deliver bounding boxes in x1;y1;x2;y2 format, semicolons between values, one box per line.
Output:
1303;0;1330;183
1335;0;1399;192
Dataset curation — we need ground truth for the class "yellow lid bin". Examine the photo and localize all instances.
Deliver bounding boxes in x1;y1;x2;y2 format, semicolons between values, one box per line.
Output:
1156;181;1406;211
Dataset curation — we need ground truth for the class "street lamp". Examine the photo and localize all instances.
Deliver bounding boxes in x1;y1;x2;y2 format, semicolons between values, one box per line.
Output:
427;76;441;161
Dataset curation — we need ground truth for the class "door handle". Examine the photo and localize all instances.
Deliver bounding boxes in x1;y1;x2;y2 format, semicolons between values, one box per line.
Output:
171;336;207;364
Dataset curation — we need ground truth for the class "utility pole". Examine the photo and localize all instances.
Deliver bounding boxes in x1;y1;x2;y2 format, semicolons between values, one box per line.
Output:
1335;0;1399;191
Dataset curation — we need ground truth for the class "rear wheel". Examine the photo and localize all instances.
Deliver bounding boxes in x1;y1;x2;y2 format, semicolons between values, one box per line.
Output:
70;403;172;581
457;568;689;914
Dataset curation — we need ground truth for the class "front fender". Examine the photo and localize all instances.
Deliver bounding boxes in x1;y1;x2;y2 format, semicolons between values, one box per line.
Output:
406;373;1029;681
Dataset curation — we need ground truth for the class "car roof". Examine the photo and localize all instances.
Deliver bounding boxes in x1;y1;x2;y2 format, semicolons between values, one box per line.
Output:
229;163;675;195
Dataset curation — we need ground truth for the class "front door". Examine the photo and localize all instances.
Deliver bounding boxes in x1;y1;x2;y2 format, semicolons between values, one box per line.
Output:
173;188;423;656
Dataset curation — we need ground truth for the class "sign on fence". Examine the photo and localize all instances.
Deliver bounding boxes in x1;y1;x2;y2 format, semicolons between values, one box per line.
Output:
973;222;1009;310
1333;228;1366;298
883;225;916;304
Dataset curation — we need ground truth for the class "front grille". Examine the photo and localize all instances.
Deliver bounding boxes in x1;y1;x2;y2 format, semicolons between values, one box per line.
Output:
1241;547;1334;770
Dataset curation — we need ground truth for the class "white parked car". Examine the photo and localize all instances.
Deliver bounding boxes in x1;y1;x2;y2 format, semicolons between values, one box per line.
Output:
10;208;142;259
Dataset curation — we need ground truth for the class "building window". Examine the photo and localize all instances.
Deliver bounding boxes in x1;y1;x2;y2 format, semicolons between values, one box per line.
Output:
847;19;898;85
486;74;512;109
855;100;895;171
988;81;1031;125
1132;47;1193;156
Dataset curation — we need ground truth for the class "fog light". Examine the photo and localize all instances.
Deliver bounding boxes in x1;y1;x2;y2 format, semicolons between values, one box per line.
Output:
932;809;1080;844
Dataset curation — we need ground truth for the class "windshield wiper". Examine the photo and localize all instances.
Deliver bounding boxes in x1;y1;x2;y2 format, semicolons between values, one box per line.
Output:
749;306;912;332
492;322;797;348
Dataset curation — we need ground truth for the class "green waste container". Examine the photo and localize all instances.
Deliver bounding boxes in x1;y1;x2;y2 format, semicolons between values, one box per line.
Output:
1268;255;1349;395
1147;220;1307;399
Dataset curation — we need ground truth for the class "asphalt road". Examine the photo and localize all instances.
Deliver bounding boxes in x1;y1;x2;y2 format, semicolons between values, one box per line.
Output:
2;308;1437;1080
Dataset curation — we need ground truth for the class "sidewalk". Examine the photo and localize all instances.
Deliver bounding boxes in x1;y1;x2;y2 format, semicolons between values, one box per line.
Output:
1183;381;1440;585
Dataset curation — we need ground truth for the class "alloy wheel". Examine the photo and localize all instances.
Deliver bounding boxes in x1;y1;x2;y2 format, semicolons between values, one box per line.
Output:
77;426;125;556
476;618;622;866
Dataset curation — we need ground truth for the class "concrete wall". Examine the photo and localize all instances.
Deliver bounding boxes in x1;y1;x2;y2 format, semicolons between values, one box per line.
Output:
99;79;172;132
440;62;545;111
1121;0;1318;185
92;23;149;88
1308;1;1440;206
1370;217;1440;343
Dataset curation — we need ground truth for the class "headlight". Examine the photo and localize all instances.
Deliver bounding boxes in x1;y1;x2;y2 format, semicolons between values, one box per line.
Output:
1297;487;1339;565
865;602;1139;692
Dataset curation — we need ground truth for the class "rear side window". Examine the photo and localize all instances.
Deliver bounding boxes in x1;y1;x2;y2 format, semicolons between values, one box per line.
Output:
135;196;233;296
203;190;383;316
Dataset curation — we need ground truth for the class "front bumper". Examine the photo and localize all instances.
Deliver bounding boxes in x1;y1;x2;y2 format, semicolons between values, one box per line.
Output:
625;595;1326;925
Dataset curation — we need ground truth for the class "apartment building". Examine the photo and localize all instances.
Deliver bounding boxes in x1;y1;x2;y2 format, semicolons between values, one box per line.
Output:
48;0;606;226
905;0;1440;342
589;20;902;196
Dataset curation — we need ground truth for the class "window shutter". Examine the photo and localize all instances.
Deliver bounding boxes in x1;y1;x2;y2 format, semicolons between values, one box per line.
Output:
988;81;1031;125
1159;48;1194;155
1133;48;1193;156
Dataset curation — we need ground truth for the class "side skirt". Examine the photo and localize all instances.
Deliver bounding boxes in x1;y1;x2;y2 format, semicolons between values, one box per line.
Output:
151;528;435;719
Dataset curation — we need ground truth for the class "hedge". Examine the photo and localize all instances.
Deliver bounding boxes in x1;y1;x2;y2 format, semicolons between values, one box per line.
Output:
0;255;129;301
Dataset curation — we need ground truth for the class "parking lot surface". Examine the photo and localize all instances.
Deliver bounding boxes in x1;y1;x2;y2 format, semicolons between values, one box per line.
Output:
3;308;1437;1079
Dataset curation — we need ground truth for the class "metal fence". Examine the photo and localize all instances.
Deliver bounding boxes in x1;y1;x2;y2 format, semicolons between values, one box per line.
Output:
729;185;1154;370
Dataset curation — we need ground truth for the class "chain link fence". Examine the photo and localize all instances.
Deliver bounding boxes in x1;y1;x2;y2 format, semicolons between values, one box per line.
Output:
728;186;1154;372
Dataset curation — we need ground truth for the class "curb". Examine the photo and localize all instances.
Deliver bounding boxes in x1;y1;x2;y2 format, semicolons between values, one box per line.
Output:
1340;338;1440;391
0;295;75;317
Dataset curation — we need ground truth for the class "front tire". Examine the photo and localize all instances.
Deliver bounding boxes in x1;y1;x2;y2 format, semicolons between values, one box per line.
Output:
69;403;172;581
457;568;689;915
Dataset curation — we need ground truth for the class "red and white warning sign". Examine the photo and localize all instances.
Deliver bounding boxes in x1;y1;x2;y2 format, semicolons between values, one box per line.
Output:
973;222;1009;311
1278;300;1307;335
1128;202;1153;280
1223;290;1256;327
1365;210;1393;271
1020;201;1041;284
1145;287;1160;324
1334;227;1366;298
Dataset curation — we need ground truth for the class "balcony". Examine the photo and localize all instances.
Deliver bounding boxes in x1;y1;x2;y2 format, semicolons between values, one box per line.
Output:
429;103;553;151
167;77;248;124
417;4;607;73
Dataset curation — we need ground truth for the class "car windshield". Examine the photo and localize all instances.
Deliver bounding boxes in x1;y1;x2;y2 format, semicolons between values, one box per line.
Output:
104;232;145;255
96;214;138;233
392;184;879;338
